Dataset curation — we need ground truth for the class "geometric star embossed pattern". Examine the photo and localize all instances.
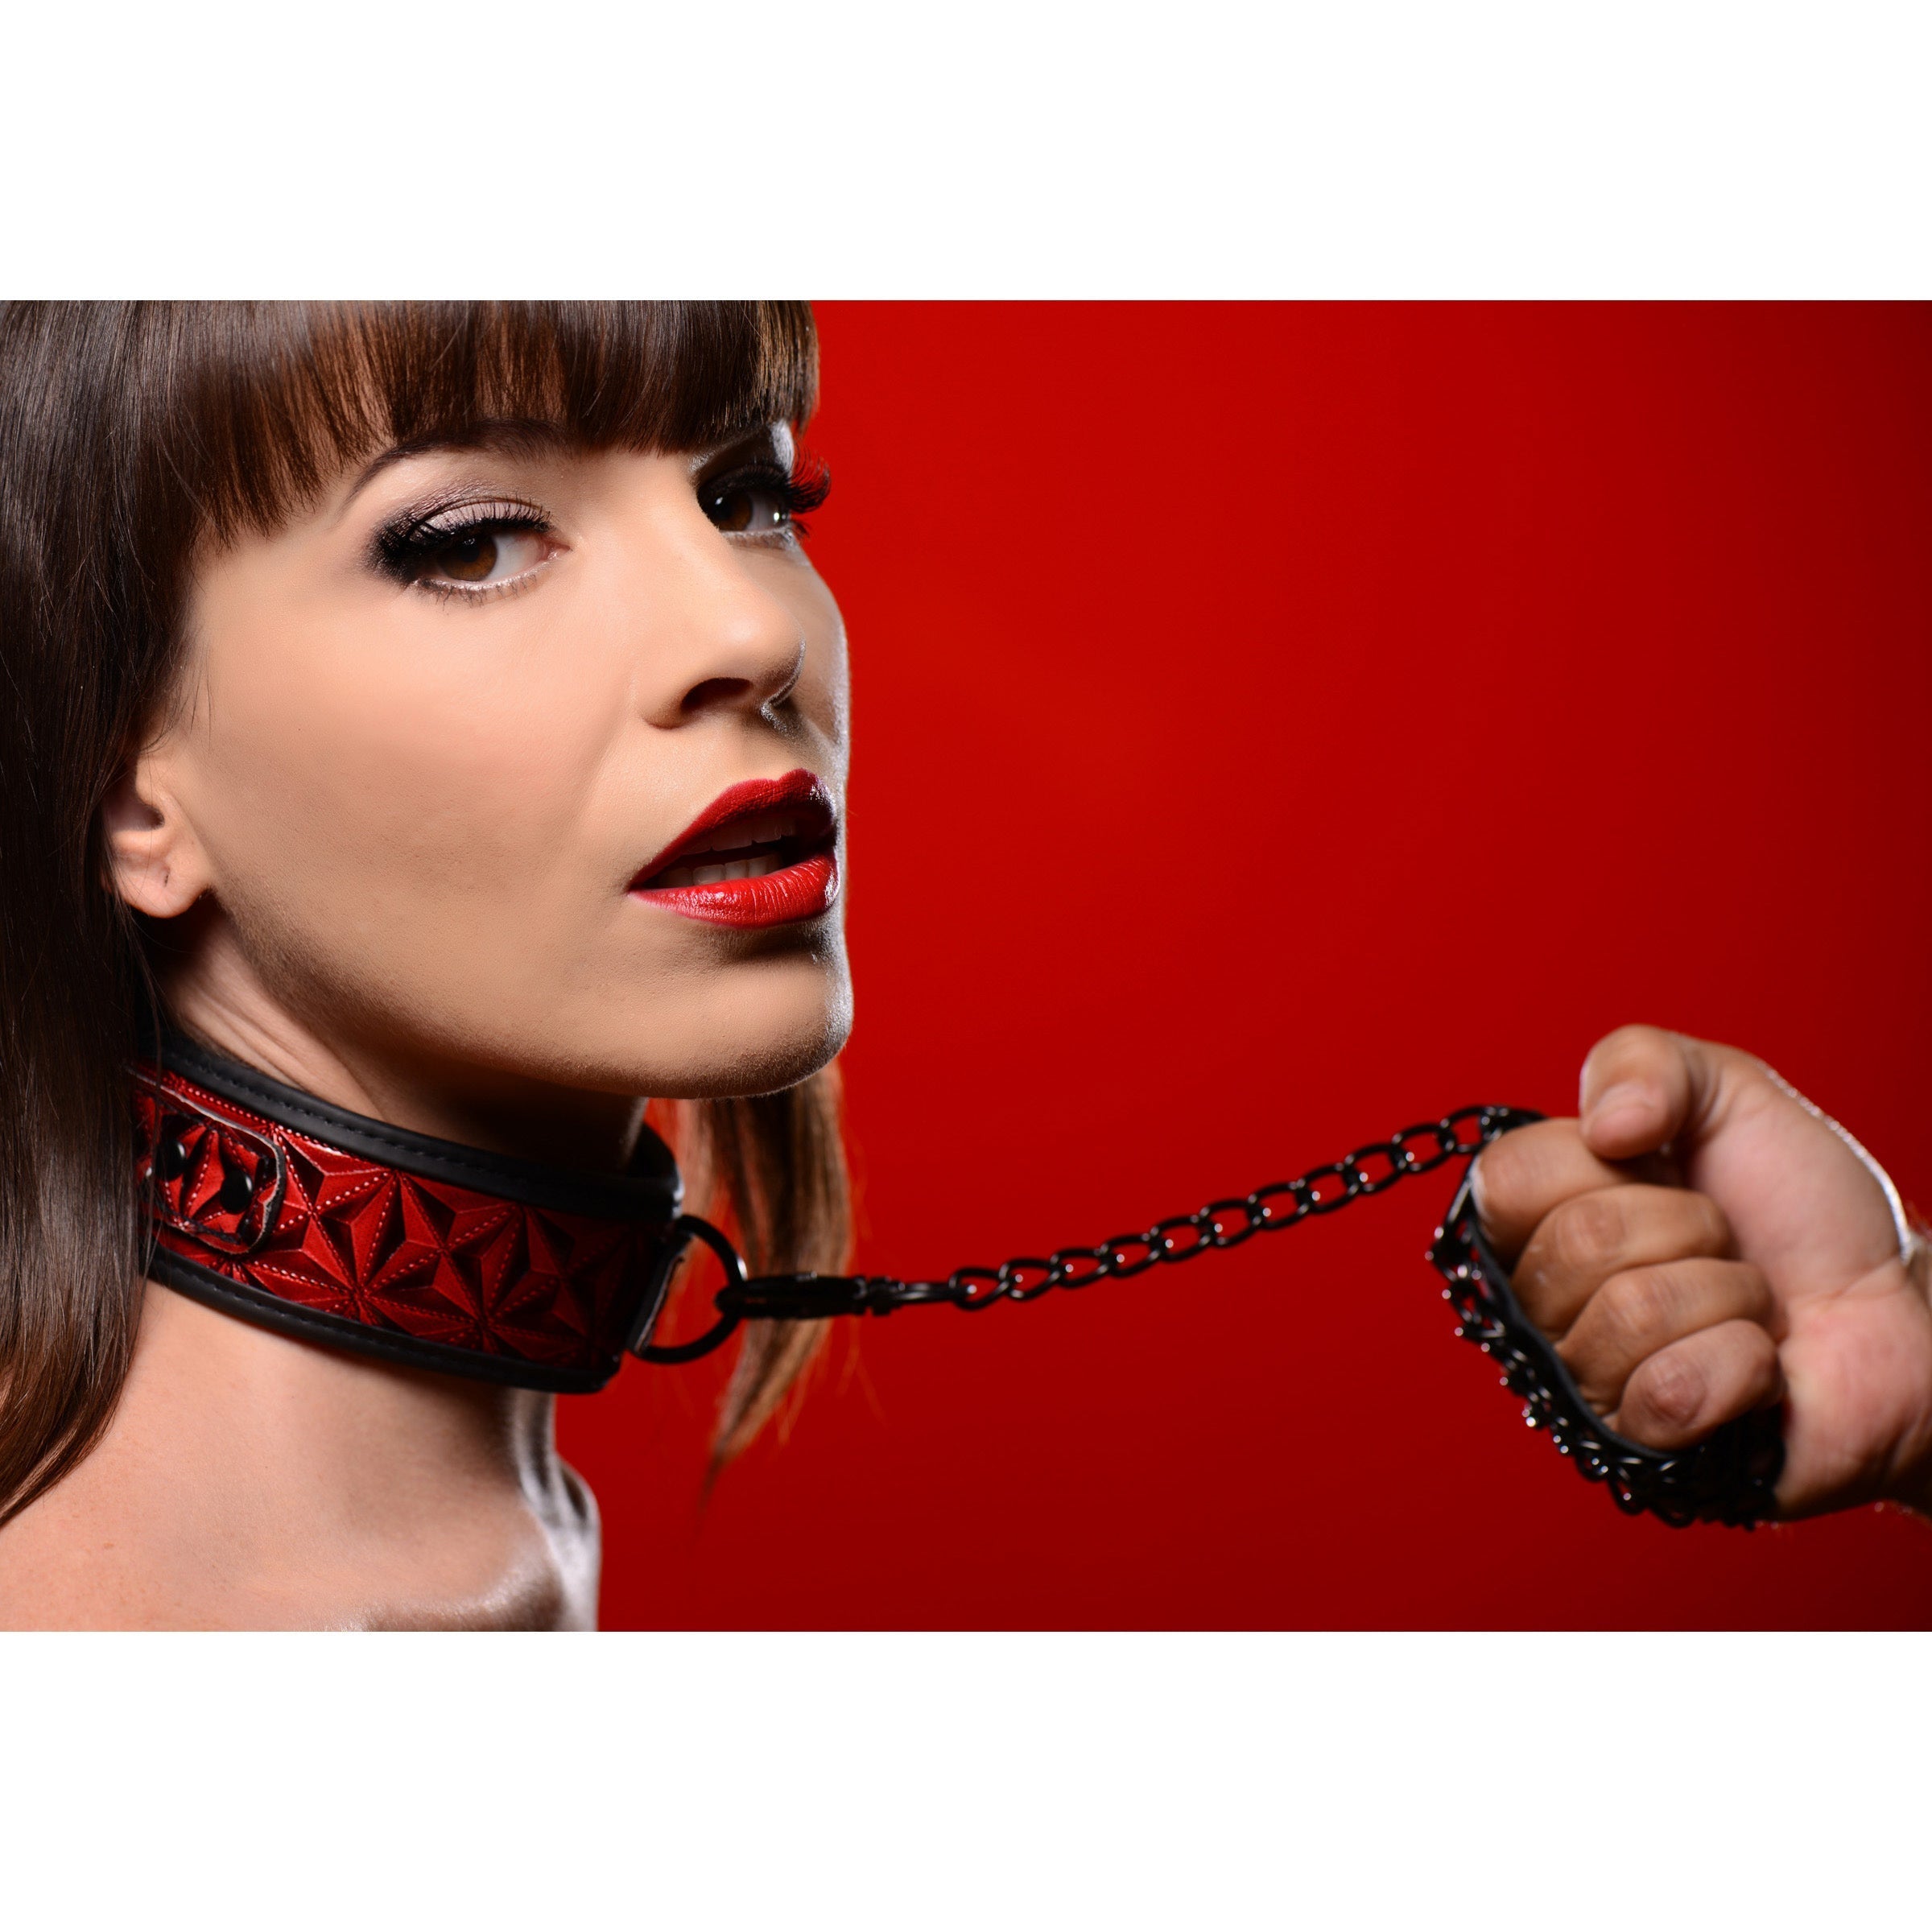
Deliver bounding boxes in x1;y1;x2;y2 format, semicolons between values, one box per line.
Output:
134;1066;668;1379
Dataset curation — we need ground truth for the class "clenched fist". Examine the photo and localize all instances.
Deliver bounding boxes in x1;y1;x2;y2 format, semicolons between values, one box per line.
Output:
1473;1025;1932;1518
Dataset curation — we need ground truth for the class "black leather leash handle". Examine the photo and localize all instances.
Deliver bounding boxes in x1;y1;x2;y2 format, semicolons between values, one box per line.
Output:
1430;1164;1783;1526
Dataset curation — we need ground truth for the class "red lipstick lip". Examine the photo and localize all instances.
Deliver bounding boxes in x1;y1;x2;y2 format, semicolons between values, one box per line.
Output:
628;769;840;929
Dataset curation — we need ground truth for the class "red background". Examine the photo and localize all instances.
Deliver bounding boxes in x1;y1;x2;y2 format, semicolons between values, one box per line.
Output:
560;303;1932;1629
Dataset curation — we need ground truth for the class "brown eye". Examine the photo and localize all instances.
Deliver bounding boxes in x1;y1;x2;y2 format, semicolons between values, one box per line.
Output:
431;531;499;581
411;526;548;591
703;480;787;535
377;501;559;597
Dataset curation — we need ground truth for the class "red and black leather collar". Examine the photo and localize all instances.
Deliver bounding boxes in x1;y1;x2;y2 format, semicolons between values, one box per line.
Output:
135;1032;687;1393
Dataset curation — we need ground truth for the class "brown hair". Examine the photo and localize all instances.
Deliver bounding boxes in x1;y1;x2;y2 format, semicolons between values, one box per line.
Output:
0;301;848;1525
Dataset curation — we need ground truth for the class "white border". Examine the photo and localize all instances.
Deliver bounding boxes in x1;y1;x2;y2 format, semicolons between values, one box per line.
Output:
2;1631;1923;1927
4;4;1927;294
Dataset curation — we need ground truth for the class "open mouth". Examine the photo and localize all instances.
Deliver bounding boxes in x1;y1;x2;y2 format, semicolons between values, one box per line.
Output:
629;770;840;928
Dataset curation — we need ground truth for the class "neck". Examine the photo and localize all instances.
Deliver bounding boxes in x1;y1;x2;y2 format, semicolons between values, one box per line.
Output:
0;1281;601;1629
78;931;667;1626
158;917;647;1172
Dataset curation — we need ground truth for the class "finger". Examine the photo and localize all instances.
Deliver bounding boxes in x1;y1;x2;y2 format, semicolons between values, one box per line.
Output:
1608;1318;1784;1450
1471;1119;1628;1260
1578;1024;1731;1164
1513;1183;1733;1340
1556;1257;1775;1416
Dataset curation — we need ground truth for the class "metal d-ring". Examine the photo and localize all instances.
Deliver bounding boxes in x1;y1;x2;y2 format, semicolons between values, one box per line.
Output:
631;1213;749;1365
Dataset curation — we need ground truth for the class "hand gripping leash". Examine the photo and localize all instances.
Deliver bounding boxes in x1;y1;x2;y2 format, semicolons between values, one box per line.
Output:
638;1104;1785;1529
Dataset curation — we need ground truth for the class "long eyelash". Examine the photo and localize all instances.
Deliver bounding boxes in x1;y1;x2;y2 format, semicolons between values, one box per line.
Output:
705;454;833;537
785;453;832;522
369;496;554;586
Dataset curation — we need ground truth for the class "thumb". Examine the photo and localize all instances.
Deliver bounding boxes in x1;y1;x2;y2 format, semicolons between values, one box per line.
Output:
1578;1023;1728;1163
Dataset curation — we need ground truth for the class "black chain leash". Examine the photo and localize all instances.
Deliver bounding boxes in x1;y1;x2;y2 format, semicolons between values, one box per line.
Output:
634;1104;1784;1528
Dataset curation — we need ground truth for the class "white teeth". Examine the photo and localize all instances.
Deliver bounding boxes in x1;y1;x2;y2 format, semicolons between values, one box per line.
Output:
646;848;795;891
683;810;799;857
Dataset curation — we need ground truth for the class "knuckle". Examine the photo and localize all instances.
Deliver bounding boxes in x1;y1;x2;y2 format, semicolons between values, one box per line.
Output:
1629;1349;1709;1432
1470;1137;1526;1212
1475;1121;1604;1261
1596;1268;1676;1352
1477;1120;1576;1203
1546;1191;1626;1271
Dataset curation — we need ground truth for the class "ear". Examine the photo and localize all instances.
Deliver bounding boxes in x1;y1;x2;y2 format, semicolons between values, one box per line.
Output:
101;753;213;920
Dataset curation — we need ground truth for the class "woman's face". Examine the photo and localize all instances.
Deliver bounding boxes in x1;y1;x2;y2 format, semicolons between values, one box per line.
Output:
120;421;852;1126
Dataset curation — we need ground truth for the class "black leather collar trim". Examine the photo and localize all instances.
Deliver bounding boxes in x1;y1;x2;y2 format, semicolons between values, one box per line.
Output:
157;1028;682;1223
147;1246;617;1394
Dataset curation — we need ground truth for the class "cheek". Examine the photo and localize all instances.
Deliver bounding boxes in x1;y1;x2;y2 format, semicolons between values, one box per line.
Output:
168;543;857;1087
779;565;851;752
183;595;626;974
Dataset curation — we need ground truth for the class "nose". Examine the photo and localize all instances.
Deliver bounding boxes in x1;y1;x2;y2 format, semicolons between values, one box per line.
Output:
627;513;807;729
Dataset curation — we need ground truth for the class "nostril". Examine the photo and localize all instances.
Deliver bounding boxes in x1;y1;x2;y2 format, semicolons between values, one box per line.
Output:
680;676;755;715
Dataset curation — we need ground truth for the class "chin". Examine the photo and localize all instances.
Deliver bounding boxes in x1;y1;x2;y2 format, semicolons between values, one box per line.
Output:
620;952;853;1100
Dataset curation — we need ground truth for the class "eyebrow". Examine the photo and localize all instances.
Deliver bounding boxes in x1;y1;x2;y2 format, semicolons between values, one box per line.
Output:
336;418;790;519
340;419;576;510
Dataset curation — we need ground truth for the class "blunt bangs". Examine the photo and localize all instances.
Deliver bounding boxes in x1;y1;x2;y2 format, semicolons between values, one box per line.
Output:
150;299;820;545
0;299;838;1524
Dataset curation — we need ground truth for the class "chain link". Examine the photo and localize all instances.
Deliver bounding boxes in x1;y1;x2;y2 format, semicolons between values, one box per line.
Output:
638;1101;1785;1528
662;1104;1539;1338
